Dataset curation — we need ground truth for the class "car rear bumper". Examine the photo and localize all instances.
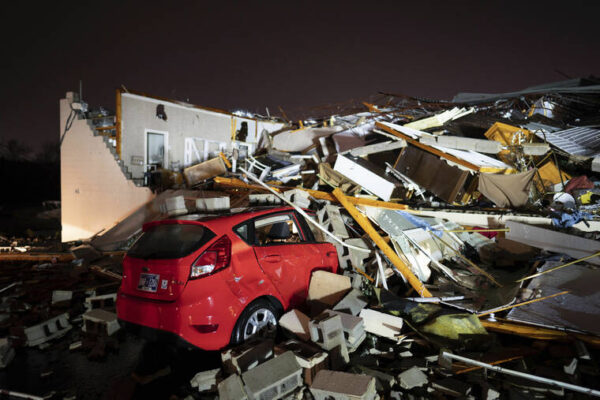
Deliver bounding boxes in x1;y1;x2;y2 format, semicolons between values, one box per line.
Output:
117;292;231;350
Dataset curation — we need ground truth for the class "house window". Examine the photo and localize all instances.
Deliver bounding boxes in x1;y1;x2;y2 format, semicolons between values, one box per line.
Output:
147;131;166;169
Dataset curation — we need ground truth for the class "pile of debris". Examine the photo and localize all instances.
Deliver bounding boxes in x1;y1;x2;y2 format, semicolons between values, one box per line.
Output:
2;78;600;398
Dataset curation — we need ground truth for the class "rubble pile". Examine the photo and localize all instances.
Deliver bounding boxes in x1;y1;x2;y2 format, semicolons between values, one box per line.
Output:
2;78;600;398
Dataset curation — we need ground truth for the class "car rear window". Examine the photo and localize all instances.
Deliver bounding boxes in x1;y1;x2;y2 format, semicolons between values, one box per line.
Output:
127;224;216;259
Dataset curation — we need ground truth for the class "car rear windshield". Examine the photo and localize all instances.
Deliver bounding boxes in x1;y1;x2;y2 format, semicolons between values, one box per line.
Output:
127;224;216;259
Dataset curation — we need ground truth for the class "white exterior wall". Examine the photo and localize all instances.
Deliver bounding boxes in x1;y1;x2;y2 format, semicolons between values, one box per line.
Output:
120;93;285;177
121;93;232;178
60;95;154;242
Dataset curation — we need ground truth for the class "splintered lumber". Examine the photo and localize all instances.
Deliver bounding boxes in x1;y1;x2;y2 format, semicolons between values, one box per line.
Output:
0;253;75;262
480;319;600;346
332;188;432;297
213;177;409;210
375;122;480;171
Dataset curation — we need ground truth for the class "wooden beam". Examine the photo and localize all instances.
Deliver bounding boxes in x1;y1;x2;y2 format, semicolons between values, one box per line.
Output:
481;318;600;347
213;177;409;210
0;253;74;262
332;188;432;297
376;122;480;171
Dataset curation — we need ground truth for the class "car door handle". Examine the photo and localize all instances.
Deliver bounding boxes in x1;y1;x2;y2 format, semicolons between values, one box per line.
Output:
263;255;281;263
326;251;337;257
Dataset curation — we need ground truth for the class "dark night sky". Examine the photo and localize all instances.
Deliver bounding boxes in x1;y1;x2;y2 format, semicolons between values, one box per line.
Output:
2;0;600;150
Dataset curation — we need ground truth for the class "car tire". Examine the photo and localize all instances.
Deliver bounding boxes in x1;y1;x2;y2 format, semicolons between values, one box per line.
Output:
230;299;280;345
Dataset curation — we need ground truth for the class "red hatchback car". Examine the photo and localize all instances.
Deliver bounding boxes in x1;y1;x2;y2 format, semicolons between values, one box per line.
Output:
117;207;338;350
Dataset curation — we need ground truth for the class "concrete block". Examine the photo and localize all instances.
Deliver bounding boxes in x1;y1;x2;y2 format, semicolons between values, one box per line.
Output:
249;193;282;205
318;205;349;239
279;309;311;341
308;271;351;312
283;189;311;208
308;313;349;369
275;339;329;385
84;293;117;311
218;374;248;400
51;290;73;304
344;238;370;272
398;366;428;390
222;338;274;374
24;313;72;347
160;195;187;216
190;368;222;392
242;351;303;400
359;309;403;340
310;370;377;400
0;338;15;369
333;289;368;316
82;309;120;336
195;196;230;212
321;310;365;352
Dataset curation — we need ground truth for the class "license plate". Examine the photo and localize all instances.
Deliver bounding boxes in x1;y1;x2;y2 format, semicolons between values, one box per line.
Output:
137;273;160;293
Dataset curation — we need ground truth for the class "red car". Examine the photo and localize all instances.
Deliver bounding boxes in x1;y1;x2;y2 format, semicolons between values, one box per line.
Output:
117;207;338;350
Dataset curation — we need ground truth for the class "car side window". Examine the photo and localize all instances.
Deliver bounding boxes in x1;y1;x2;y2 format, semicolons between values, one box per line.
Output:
254;213;304;246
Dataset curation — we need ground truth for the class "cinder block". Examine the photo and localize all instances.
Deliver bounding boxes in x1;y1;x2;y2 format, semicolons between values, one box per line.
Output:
359;309;403;340
310;370;377;400
321;310;366;352
52;290;73;304
190;368;222;392
160;195;187;216
222;338;274;374
274;339;328;385
279;309;311;342
249;194;282;205
283;189;311;208
24;313;72;347
333;289;368;316
82;309;120;336
84;293;117;311
242;351;303;400
308;313;349;369
218;374;248;400
195;196;230;212
398;366;428;390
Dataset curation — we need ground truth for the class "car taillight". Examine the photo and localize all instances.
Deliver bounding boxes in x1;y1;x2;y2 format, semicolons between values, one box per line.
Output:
190;235;231;279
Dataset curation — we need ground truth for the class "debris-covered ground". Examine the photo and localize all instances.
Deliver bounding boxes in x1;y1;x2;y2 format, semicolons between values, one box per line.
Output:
2;78;600;399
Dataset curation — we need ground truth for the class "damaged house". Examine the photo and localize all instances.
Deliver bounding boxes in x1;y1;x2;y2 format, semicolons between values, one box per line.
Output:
59;89;285;241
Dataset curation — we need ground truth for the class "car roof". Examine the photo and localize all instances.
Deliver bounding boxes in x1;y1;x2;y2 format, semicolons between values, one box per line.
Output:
142;206;310;231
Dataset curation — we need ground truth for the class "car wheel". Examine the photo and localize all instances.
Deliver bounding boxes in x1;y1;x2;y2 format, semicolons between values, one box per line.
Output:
231;299;280;345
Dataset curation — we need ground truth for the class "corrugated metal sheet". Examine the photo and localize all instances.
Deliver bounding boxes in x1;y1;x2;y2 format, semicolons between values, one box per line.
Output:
533;126;600;157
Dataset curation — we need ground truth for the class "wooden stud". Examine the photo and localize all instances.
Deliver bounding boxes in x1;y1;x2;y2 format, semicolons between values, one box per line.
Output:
332;188;432;297
376;122;480;171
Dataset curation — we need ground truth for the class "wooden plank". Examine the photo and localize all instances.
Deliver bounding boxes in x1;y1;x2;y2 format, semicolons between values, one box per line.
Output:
376;121;480;171
481;319;600;347
213;177;409;210
332;188;432;297
0;253;74;262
